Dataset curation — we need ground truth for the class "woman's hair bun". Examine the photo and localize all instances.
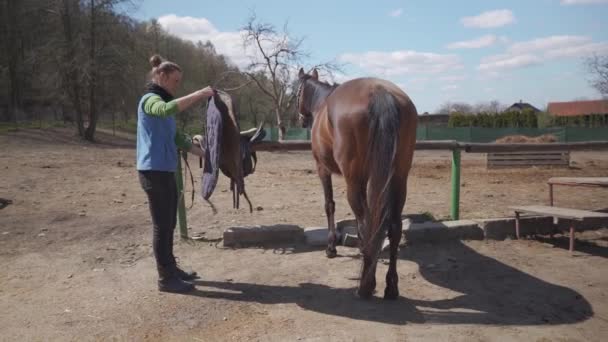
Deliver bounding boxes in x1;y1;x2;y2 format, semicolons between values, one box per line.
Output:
149;55;163;68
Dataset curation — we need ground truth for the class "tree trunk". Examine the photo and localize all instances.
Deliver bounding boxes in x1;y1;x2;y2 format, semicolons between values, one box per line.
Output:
60;0;85;137
275;107;285;140
84;0;97;141
6;0;20;125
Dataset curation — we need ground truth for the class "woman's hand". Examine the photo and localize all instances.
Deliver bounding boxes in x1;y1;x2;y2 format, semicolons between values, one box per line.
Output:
198;86;215;99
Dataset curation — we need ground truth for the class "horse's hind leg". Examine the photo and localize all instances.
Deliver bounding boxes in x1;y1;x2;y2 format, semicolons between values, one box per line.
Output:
357;231;384;299
346;179;367;249
384;219;403;300
385;184;407;300
318;166;337;258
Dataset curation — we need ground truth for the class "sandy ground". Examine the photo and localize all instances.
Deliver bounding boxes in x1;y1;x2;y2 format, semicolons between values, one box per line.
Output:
1;127;608;341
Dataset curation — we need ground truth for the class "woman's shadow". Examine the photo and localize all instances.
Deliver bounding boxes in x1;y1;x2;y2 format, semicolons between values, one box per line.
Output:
185;240;593;326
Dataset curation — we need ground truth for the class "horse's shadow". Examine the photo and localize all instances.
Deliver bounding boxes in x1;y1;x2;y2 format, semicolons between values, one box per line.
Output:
187;240;593;326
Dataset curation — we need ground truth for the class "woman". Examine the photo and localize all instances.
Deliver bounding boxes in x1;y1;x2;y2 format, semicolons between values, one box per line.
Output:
137;55;213;293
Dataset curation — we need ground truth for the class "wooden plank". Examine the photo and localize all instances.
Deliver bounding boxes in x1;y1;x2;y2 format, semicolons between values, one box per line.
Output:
253;140;464;152
488;155;568;161
510;205;608;220
466;141;608;153
253;140;608;153
490;160;569;165
548;177;608;187
487;150;569;168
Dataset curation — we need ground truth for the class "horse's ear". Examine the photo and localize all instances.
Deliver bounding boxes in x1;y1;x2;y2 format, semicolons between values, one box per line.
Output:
311;68;319;80
298;68;305;79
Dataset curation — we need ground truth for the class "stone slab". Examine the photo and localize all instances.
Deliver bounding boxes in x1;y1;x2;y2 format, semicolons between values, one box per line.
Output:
475;216;555;240
223;224;304;247
403;220;483;243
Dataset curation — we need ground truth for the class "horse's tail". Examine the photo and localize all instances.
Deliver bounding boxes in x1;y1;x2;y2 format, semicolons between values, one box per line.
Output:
365;87;401;252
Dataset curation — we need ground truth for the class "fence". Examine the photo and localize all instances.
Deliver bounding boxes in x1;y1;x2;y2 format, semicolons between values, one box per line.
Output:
263;127;608;142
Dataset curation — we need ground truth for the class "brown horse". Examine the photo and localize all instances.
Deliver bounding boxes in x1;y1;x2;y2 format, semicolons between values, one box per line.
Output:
297;68;417;299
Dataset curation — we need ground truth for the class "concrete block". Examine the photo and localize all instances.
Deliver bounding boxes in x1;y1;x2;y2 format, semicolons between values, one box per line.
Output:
223;224;304;247
342;233;360;248
336;219;357;231
476;216;554;240
403;220;483;243
402;214;434;224
304;227;327;247
304;225;360;247
556;217;608;232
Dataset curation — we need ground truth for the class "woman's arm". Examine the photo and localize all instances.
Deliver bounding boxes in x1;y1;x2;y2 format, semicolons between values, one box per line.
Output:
175;131;205;158
143;86;215;117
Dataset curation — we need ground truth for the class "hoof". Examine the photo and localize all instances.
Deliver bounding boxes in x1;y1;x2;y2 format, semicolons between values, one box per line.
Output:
326;247;337;258
384;287;399;300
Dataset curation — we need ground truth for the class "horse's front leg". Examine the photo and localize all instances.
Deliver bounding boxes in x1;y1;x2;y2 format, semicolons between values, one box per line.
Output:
317;166;337;258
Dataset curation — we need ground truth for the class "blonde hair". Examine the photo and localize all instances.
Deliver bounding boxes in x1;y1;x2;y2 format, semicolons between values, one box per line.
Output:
149;55;181;81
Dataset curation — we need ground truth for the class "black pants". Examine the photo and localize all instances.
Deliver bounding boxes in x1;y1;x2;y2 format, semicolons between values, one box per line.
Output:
138;171;178;275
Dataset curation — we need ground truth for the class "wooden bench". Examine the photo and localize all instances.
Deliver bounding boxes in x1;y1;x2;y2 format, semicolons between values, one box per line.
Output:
548;177;608;206
487;151;570;169
510;205;608;253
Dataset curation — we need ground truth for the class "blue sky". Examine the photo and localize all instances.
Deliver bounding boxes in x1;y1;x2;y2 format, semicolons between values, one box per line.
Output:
134;0;608;113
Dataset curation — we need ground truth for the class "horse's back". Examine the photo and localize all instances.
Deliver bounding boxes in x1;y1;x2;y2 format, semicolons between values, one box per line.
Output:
319;77;417;178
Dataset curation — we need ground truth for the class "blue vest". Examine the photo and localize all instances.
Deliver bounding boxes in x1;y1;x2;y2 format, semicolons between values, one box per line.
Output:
136;93;178;172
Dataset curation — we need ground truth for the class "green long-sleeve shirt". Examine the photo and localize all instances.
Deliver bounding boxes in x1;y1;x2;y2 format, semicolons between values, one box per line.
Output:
142;95;192;150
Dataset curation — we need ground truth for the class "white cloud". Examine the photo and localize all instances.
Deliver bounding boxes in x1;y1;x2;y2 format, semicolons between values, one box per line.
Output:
447;35;498;49
508;35;591;54
441;84;460;91
461;9;515;28
157;14;281;70
544;41;608;58
338;50;463;76
478;35;608;72
439;75;467;82
561;0;608;5
389;8;403;17
478;54;542;72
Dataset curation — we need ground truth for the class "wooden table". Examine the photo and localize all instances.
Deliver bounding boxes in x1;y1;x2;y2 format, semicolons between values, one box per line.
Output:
548;177;608;206
510;205;608;253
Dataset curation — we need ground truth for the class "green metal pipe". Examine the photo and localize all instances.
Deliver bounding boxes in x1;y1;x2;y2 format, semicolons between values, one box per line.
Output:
175;152;188;239
451;149;461;220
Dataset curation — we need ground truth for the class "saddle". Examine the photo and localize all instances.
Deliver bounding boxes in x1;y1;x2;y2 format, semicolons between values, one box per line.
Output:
198;90;266;213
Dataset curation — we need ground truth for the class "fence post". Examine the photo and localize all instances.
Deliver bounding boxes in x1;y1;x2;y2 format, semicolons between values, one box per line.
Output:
175;152;189;239
451;149;461;220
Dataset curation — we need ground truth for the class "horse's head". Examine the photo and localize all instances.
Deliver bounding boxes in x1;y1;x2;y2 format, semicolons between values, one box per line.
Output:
297;68;340;128
297;68;319;128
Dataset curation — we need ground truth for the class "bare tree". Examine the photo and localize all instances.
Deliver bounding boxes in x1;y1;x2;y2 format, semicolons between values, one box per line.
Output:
436;101;473;114
473;100;506;113
585;54;608;97
3;0;20;124
241;14;341;140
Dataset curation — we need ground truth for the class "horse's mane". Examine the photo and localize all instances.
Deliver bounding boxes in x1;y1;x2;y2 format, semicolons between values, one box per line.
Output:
305;77;340;110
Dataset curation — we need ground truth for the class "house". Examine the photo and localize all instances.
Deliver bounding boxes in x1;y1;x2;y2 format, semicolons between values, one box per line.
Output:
547;99;608;127
547;99;608;117
504;100;541;113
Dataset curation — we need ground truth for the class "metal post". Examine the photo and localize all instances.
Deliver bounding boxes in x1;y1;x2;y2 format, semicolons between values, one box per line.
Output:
569;226;575;254
175;152;188;239
450;149;461;220
515;212;521;239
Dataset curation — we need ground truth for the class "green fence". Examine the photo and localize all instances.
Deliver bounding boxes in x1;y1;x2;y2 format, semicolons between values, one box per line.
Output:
265;126;608;142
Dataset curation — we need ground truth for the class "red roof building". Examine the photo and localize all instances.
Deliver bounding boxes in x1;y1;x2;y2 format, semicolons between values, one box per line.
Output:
547;99;608;117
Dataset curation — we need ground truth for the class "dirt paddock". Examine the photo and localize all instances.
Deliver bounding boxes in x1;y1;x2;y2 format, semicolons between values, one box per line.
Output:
1;128;608;341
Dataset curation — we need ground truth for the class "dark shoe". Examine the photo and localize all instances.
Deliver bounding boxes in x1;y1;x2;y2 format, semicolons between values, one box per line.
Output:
158;276;195;293
173;265;198;281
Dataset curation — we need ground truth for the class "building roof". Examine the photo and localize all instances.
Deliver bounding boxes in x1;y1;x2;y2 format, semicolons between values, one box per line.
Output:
547;99;608;117
505;101;541;113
